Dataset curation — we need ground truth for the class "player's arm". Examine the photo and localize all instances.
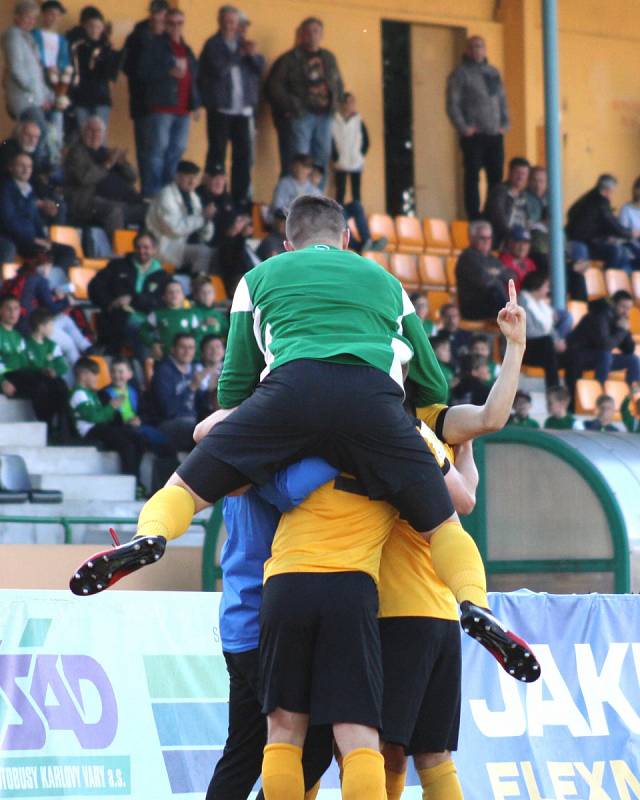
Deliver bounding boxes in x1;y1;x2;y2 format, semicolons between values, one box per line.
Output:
401;291;449;406
256;458;340;512
435;280;526;444
216;277;265;409
444;441;478;516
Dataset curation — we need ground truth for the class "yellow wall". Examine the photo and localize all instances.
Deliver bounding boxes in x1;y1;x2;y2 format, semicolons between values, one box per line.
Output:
1;0;639;215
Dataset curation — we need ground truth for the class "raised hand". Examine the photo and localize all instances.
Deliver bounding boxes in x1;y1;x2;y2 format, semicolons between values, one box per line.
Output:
497;279;526;346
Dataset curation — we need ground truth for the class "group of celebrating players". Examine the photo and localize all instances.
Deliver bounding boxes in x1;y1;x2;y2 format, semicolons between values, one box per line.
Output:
71;194;541;800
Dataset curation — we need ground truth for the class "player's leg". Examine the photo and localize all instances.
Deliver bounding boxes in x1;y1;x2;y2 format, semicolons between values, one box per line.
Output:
381;743;407;800
333;724;385;800
414;753;462;800
262;709;309;800
206;649;265;800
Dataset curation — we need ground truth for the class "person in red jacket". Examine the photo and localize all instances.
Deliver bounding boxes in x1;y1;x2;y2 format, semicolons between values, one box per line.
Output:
499;225;536;291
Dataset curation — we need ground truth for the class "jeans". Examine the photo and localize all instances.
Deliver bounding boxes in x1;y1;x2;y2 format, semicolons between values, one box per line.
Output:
133;116;151;198
289;112;333;187
206;649;334;800
587;239;640;271
565;349;640;407
75;105;111;131
147;113;191;197
343;201;371;250
459;133;504;220
206;110;252;207
335;170;362;204
0;236;17;264
274;115;293;177
523;335;559;388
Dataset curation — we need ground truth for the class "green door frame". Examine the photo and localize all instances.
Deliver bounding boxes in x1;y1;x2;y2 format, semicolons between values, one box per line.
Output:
464;427;630;593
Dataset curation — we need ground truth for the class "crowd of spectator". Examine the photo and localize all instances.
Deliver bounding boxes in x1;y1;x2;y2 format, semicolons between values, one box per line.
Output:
1;3;640;491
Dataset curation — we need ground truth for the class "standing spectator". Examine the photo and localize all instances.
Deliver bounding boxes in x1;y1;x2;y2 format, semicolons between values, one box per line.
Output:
198;4;264;209
564;291;640;403
619;176;640;238
66;5;101;47
139;7;200;197
446;35;508;220
438;303;472;367
32;1;72;156
145;160;216;274
544;385;581;430
518;271;572;389
191;275;229;338
499;225;536;291
121;0;169;195
331;92;368;205
69;7;120;130
507;390;540;428
566;174;640;271
483;157;531;248
150;332;202;452
455;220;511;320
0;296;68;433
140;280;200;359
88;231;171;355
70;357;145;481
266;17;344;182
1;1;53;132
196;168;237;246
0;153;75;269
583;394;621;432
64;116;145;239
269;153;321;221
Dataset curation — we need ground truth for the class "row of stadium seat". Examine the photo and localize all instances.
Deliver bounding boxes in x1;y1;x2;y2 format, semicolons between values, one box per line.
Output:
584;267;640;302
575;378;630;418
367;214;469;255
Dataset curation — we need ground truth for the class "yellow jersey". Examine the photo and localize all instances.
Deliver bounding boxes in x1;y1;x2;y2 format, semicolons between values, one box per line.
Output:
264;415;457;626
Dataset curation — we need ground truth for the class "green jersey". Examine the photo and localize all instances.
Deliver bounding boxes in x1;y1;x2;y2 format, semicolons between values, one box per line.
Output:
508;414;540;429
621;396;640;433
218;245;448;409
0;326;27;377
141;307;201;354
193;304;230;339
70;385;115;436
25;337;67;377
544;414;577;431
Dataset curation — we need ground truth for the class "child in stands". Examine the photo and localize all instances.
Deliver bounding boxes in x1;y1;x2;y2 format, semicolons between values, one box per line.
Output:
191;275;229;340
411;292;435;336
140;280;200;359
584;394;621;432
70;357;145;483
544;385;581;430
469;333;499;383
430;333;455;394
25;308;69;379
332;92;369;205
451;353;492;406
507;389;540;428
195;334;225;420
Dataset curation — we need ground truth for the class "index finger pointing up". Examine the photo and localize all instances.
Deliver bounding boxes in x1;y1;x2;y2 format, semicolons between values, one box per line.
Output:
508;279;517;304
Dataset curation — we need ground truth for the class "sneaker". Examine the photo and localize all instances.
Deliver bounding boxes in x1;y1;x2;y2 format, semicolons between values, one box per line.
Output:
460;601;541;682
69;529;166;596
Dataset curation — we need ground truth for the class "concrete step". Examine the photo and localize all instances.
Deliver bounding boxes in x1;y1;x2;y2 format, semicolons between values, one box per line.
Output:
0;446;120;476
0;422;47;447
0;396;36;423
31;473;137;501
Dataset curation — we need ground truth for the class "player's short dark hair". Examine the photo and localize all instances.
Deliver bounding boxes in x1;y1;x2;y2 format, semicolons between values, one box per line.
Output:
172;332;196;346
612;289;633;304
74;357;99;377
547;385;569;403
29;308;54;331
176;160;200;175
285;195;347;248
133;230;157;247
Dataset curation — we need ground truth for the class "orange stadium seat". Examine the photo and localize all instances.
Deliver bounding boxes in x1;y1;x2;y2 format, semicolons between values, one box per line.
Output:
575;379;602;415
368;214;397;252
567;300;588;329
113;229;137;256
629;305;640;336
68;266;96;301
423;218;453;255
210;275;228;302
632;272;640;304
605;269;631;296
49;225;108;270
427;290;451;321
389;254;419;290
445;256;458;291
1;263;19;281
450;220;470;252
395;216;424;254
584;268;606;300
604;379;628;421
418;255;447;290
251;203;269;239
89;355;111;390
362;251;389;270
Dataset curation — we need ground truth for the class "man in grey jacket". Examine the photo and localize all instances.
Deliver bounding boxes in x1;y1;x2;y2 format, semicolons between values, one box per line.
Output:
446;36;509;221
1;1;52;131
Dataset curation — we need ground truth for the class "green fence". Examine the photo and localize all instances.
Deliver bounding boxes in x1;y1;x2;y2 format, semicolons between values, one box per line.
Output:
0;500;225;591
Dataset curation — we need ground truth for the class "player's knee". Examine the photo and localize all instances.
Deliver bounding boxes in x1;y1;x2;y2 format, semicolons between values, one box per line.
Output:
413;750;452;771
333;723;380;756
267;708;309;747
382;742;407;773
165;472;210;513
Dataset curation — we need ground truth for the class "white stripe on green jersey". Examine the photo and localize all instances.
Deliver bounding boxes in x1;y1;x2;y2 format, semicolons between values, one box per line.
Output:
217;245;448;409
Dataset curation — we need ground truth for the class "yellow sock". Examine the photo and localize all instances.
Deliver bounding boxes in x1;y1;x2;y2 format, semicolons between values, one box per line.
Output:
262;743;304;800
304;781;321;800
386;768;407;800
342;748;386;800
429;521;488;608
135;485;196;542
418;761;463;800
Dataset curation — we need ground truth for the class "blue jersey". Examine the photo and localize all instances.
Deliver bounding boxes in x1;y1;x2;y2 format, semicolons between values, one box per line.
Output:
219;458;339;653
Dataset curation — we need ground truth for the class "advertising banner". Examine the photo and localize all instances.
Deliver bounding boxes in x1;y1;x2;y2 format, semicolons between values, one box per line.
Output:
0;590;637;799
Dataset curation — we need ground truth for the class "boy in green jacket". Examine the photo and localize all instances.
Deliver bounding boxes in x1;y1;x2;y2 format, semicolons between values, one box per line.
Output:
191;275;229;340
140;280;200;359
25;309;68;379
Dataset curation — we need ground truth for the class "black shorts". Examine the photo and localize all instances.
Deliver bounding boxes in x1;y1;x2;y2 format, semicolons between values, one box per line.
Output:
380;617;461;754
177;359;454;532
259;572;383;730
